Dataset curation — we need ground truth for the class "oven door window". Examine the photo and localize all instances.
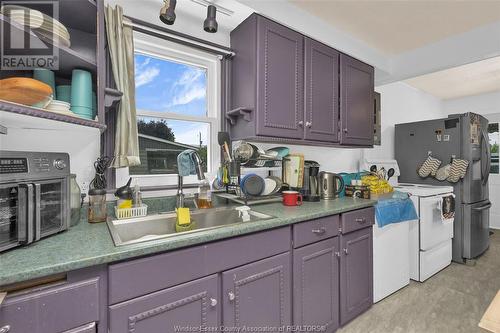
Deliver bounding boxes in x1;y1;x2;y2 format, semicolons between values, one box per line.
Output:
37;179;67;237
0;184;21;250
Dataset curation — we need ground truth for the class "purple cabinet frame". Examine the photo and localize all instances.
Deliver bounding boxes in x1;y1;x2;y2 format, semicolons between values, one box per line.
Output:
109;274;219;333
222;252;291;329
293;237;340;333
339;227;373;326
340;55;375;146
304;38;340;142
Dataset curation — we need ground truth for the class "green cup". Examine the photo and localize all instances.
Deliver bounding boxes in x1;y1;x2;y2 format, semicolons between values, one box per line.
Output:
71;106;94;120
56;85;71;103
33;68;56;99
92;91;97;119
70;69;92;108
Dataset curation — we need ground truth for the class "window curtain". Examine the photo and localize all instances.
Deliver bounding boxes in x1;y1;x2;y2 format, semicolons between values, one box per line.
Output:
104;5;140;168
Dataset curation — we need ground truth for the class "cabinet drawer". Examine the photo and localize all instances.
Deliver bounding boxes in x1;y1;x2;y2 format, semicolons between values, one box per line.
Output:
341;207;374;234
0;278;99;333
293;215;339;248
109;227;291;304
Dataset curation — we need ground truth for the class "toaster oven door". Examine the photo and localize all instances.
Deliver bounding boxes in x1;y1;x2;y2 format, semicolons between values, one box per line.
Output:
33;178;69;240
0;183;32;252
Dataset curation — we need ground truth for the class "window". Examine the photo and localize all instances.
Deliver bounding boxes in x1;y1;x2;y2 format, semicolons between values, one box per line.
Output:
117;33;221;187
489;123;499;174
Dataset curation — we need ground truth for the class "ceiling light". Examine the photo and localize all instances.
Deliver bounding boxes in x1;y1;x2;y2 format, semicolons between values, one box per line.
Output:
159;0;176;25
203;5;218;33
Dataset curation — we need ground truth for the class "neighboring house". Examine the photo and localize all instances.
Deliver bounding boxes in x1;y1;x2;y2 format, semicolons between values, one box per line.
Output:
129;134;200;175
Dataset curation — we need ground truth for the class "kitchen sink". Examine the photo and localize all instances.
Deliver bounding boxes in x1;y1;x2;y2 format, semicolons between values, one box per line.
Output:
107;206;274;246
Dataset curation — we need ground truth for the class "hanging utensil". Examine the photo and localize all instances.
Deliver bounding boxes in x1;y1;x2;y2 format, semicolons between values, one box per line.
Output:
370;165;377;173
217;132;232;162
387;168;395;181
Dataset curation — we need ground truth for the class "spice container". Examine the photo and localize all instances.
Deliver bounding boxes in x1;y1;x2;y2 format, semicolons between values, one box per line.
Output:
88;188;107;223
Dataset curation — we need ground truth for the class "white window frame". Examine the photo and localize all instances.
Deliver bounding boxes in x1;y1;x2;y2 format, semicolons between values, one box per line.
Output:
116;32;221;189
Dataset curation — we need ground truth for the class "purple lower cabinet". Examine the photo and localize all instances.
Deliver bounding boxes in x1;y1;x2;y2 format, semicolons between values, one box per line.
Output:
293;237;340;333
108;274;219;333
339;227;373;326
222;252;291;332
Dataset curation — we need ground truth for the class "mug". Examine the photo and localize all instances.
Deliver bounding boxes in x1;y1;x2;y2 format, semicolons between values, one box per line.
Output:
283;190;303;206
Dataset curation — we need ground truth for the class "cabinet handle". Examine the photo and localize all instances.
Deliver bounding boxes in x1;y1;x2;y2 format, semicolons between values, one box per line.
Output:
343;128;348;133
305;121;312;128
355;217;366;223
298;121;304;127
228;291;235;301
334;251;341;258
312;227;326;235
0;325;11;333
343;248;349;255
210;298;218;307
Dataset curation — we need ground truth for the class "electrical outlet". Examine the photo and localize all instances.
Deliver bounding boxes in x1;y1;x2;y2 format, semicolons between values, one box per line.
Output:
81;181;89;195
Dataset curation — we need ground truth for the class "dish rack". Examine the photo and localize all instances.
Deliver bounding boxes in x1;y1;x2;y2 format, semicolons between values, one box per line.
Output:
115;205;148;220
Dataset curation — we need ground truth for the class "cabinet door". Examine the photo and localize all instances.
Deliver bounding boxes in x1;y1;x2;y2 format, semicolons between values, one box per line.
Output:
222;252;291;330
304;38;340;142
340;55;374;146
109;275;219;333
256;16;304;139
340;227;373;325
293;238;340;333
62;322;96;333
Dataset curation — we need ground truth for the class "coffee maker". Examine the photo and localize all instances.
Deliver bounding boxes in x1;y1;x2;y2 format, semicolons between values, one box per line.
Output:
301;161;320;201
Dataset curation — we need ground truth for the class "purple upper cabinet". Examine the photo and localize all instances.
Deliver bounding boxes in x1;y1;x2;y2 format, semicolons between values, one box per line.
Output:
108;274;219;333
304;38;340;142
229;14;304;140
293;237;340;333
339;54;374;146
339;227;373;326
222;252;291;330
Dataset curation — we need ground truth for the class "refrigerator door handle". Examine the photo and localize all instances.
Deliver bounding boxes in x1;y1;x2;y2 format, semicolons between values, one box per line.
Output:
473;202;492;212
481;130;491;185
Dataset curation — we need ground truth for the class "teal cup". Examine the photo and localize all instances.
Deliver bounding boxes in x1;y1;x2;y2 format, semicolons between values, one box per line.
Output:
56;85;71;103
33;68;56;99
71;106;94;120
70;69;92;108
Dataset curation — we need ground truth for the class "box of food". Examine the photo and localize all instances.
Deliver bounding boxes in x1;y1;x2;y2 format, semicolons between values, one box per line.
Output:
344;185;371;199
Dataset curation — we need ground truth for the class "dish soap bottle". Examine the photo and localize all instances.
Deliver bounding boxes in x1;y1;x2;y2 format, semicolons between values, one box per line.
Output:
196;178;212;209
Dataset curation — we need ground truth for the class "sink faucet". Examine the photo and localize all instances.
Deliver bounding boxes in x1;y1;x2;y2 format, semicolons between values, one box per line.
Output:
177;150;206;209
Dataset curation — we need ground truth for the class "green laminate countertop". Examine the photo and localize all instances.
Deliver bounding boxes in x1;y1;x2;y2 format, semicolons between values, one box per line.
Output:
0;197;375;286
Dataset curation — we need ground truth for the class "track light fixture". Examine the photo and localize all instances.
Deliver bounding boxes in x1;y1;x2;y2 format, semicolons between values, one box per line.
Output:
159;0;176;25
203;5;218;33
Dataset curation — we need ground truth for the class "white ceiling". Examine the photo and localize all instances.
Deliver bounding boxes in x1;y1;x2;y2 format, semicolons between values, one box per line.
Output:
289;0;500;55
404;56;500;100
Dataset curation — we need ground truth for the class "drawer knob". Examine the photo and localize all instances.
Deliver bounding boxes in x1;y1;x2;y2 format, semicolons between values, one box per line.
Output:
228;291;235;301
305;121;312;128
298;121;304;127
355;218;366;223
343;248;349;255
0;325;11;333
210;298;218;307
312;227;326;235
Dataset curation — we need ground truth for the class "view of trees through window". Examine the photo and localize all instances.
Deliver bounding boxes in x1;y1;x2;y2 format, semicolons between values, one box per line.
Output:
129;53;209;175
488;123;499;174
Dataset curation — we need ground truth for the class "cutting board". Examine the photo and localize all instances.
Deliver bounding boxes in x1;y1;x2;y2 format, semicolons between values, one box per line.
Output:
480;290;500;332
0;77;53;105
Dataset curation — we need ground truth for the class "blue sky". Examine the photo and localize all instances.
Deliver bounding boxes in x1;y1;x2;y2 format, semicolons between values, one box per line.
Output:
134;53;209;145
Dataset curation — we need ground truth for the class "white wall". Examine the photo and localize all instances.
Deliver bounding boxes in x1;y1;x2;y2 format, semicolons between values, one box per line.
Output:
0;113;101;192
442;91;500;229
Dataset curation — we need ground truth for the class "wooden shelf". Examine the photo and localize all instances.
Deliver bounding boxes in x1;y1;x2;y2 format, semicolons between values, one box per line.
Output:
0;100;106;131
0;14;97;77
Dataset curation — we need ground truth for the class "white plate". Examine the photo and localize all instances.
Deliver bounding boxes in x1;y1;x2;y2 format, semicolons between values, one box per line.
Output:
262;178;277;196
4;5;70;38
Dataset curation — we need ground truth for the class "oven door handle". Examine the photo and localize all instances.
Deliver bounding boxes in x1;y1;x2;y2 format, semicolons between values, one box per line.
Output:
18;183;34;244
473;202;491;212
34;183;41;241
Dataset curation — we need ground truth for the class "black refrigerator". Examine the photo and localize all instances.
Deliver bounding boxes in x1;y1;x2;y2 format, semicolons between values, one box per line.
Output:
395;113;491;263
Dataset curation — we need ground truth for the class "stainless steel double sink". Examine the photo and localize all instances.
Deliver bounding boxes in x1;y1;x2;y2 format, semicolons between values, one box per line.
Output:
107;206;274;246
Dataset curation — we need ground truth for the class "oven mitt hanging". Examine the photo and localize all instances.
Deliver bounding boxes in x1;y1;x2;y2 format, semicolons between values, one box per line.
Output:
418;156;442;178
446;158;469;183
435;164;451;181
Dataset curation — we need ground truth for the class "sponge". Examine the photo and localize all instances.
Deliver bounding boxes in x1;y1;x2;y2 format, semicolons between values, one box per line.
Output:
175;208;194;232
